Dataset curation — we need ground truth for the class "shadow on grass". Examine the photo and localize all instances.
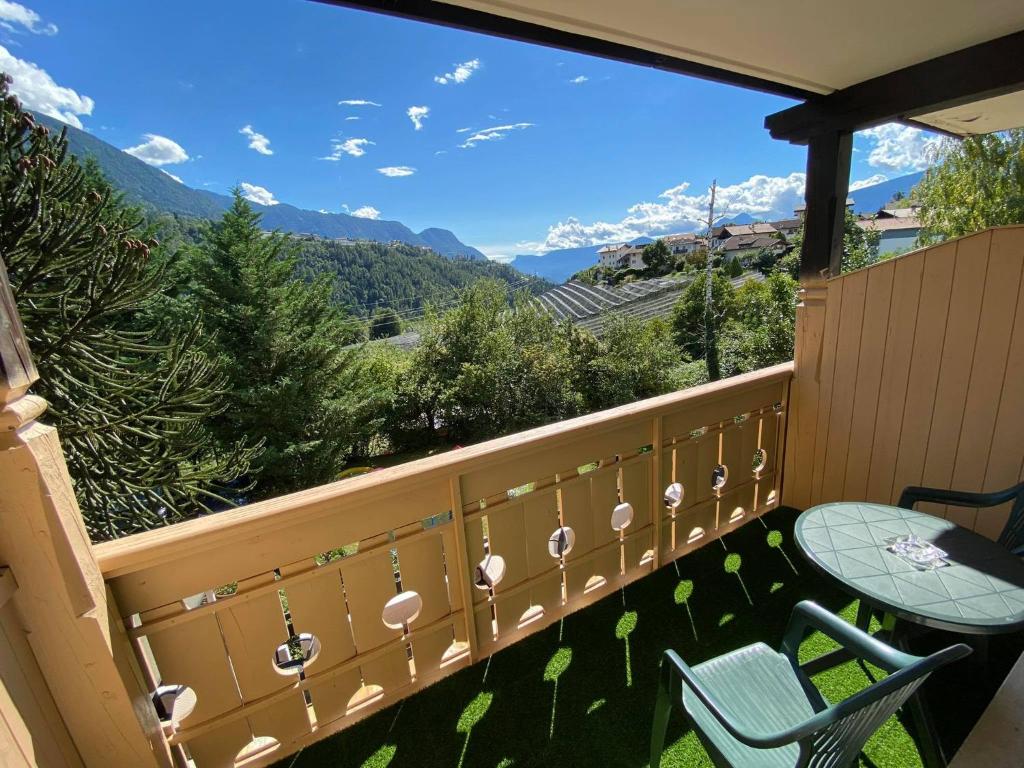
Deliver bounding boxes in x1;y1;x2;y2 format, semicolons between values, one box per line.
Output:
273;507;1018;768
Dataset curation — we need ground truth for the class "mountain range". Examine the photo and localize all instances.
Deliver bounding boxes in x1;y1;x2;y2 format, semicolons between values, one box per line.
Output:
511;172;926;282
36;113;487;260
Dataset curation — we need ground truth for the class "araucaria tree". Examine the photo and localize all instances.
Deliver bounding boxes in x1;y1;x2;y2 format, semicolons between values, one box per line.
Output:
184;193;375;498
0;77;257;540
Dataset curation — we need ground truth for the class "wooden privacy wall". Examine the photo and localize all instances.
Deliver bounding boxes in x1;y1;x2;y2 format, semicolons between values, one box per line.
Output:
785;226;1024;538
0;572;81;767
94;363;790;768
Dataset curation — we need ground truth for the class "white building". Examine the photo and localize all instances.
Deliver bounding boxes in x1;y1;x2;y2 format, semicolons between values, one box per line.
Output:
596;243;645;270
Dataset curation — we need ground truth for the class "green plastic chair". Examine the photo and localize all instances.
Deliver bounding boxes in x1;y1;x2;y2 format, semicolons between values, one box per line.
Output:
899;481;1024;555
650;601;970;767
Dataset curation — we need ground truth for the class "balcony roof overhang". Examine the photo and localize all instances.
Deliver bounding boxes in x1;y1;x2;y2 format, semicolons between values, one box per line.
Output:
318;0;1024;140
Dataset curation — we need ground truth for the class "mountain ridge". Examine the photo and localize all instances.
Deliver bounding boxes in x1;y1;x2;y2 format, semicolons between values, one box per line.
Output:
36;113;487;259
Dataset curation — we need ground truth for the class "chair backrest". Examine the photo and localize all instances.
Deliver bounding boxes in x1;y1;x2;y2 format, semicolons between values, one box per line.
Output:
798;644;970;768
996;483;1024;555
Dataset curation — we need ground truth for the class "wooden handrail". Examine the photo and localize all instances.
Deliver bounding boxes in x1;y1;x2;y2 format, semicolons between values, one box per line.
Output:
94;361;793;577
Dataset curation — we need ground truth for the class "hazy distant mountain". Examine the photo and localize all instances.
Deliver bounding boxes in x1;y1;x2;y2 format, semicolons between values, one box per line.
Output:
36;113;486;260
510;237;653;283
848;171;925;213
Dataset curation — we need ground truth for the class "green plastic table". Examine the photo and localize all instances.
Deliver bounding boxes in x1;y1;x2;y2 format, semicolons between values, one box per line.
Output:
795;502;1024;635
795;502;1024;767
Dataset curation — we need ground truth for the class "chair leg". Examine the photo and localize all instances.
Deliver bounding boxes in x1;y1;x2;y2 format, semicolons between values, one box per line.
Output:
650;664;672;768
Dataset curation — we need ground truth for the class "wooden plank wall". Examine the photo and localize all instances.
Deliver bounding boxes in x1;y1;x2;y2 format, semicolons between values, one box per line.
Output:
95;363;792;768
785;226;1024;539
0;579;82;767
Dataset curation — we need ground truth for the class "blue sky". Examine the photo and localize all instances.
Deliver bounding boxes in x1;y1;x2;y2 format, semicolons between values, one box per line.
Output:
2;0;940;257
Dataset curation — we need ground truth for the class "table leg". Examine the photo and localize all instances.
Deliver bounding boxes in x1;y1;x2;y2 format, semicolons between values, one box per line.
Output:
855;600;873;633
891;621;948;768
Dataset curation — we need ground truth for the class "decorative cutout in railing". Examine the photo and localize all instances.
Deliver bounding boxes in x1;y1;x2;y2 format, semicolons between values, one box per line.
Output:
95;363;791;768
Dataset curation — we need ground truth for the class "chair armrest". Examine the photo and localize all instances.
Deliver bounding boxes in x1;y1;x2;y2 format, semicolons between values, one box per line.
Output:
659;649;804;750
780;601;918;673
898;482;1024;511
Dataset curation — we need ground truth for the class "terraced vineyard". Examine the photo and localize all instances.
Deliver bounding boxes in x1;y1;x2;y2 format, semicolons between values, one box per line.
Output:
534;277;691;336
375;273;760;348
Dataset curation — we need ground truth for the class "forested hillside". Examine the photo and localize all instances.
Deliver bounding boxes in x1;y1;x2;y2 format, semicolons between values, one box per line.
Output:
296;238;550;317
34;112;487;258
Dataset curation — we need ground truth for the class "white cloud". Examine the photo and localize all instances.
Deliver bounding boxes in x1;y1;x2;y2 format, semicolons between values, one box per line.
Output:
239;124;272;155
434;150;447;156
239;182;278;206
570;75;588;84
534;172;807;251
338;99;381;107
344;116;360;121
320;137;374;160
459;122;533;149
123;133;189;166
0;45;93;128
455;126;473;133
434;58;480;85
407;105;429;131
161;169;183;184
849;174;888;191
857;123;941;172
0;1;57;35
377;166;416;177
349;205;380;219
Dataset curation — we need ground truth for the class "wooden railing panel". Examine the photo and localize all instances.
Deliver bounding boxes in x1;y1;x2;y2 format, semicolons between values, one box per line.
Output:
108;480;451;617
458;420;651;504
94;363;791;768
186;720;252;768
143;615;242;727
786;226;1024;538
341;554;402;653
396;535;451;626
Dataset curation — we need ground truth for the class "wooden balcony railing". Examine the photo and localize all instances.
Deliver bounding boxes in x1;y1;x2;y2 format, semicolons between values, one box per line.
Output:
93;362;791;768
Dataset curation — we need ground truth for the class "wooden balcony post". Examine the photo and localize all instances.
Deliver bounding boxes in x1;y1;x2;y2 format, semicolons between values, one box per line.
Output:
0;256;171;767
782;131;850;508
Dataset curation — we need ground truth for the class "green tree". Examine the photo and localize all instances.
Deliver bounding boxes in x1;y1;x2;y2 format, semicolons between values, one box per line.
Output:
579;315;681;410
185;192;375;497
784;209;880;274
641;239;672;275
718;273;798;376
670;272;737;361
369;307;403;339
915;130;1024;244
389;280;585;444
724;255;744;278
0;78;257;540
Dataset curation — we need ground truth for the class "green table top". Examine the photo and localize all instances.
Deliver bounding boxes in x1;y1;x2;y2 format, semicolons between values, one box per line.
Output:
795;503;1024;635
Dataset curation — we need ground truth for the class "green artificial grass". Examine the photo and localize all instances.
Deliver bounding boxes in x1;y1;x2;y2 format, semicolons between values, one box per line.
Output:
272;507;1020;768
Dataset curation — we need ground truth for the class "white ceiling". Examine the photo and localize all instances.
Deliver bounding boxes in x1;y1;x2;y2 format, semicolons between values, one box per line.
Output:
440;0;1024;97
915;92;1024;135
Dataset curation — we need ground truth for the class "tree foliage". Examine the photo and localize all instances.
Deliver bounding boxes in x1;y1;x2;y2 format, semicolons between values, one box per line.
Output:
369;307;403;339
915;130;1024;244
180;193;378;498
718;273;798;377
783;209;880;275
0;78;256;540
641;239;672;275
297;238;549;317
670;271;737;360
